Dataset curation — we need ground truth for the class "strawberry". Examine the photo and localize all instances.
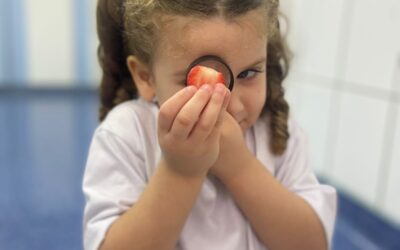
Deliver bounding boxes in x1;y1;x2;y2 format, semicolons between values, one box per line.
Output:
187;65;225;88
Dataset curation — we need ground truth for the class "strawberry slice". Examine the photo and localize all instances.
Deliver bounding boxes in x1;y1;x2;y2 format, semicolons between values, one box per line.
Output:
187;65;225;88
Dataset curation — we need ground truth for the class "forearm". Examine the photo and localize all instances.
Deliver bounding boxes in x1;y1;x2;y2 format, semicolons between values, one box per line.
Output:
100;160;206;250
220;158;327;250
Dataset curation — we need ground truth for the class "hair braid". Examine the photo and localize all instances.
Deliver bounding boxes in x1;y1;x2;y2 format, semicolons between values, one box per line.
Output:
264;15;290;155
97;0;137;121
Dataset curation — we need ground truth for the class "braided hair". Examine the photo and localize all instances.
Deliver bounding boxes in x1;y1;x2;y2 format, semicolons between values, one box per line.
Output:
97;0;137;121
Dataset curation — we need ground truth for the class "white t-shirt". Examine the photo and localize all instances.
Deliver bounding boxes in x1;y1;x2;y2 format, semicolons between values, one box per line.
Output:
82;98;337;250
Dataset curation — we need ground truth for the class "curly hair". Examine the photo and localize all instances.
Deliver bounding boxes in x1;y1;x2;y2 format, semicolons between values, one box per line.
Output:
96;0;290;155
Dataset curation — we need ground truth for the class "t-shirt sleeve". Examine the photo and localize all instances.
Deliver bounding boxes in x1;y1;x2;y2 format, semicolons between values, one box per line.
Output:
274;120;337;248
82;127;147;250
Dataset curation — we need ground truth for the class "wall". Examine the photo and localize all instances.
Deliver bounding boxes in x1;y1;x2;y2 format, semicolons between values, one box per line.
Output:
0;0;99;86
281;0;400;226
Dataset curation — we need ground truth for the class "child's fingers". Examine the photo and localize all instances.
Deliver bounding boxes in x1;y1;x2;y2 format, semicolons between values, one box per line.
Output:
169;84;213;139
190;84;228;141
203;91;230;144
158;86;197;134
213;90;231;130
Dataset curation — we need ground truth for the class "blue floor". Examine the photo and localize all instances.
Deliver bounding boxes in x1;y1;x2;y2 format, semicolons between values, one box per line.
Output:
0;87;399;250
332;193;400;250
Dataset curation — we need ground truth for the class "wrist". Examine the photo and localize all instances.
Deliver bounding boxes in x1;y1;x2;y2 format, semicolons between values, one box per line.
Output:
217;150;256;187
159;158;209;181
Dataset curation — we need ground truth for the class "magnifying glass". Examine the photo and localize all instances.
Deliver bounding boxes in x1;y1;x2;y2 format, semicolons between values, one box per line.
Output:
186;55;234;91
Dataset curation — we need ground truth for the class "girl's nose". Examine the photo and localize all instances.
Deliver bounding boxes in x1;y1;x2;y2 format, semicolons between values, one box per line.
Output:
227;91;245;121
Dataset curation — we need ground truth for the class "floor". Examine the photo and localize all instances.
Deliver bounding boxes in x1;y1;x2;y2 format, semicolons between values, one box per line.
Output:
0;88;399;250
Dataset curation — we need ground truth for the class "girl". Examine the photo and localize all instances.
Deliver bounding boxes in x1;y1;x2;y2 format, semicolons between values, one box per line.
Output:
83;0;337;249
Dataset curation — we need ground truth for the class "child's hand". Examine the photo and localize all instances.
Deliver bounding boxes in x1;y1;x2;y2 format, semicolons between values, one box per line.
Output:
209;113;254;183
158;84;229;177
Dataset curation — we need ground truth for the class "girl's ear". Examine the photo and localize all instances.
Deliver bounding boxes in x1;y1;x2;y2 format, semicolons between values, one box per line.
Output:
127;56;155;102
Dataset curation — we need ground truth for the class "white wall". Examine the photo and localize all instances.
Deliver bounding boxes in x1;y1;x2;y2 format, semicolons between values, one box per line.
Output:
0;0;100;86
25;0;75;85
282;0;400;226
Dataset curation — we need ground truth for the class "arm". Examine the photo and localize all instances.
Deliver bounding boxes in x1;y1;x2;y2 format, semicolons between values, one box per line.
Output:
100;160;206;250
210;114;330;250
219;155;327;250
100;84;229;250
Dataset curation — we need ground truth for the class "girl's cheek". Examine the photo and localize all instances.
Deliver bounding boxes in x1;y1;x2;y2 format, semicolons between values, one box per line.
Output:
253;82;267;109
156;86;184;105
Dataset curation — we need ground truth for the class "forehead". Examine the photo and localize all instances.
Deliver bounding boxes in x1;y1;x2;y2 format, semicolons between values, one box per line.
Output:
153;9;268;69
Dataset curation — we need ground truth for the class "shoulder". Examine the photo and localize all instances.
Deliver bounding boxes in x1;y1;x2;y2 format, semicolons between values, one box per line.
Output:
276;116;312;176
286;115;309;152
98;98;159;141
251;113;309;166
284;116;309;155
253;112;307;142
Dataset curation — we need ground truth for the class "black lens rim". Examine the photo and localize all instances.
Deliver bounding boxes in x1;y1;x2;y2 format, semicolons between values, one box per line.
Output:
185;55;234;91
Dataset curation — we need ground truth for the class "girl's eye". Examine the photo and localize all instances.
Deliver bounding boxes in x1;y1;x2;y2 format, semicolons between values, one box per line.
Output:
237;69;262;79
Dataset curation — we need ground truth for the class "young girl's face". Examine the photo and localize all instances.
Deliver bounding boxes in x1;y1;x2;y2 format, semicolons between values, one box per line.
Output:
151;9;267;132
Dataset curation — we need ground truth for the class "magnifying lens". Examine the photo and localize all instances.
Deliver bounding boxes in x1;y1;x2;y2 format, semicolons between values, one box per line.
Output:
186;55;234;91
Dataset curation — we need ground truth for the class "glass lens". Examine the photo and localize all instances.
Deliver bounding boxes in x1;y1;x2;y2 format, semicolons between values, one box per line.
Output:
186;55;234;91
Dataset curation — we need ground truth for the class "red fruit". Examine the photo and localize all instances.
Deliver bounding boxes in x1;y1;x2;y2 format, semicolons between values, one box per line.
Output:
187;65;225;88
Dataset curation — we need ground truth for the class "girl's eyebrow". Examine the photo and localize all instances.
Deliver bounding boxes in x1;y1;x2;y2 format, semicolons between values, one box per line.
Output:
242;57;267;69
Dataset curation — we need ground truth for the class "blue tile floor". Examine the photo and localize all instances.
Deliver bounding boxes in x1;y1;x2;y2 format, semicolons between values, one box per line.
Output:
0;87;399;250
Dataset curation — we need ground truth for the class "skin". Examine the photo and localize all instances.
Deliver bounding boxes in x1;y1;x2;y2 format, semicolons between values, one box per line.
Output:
100;8;327;250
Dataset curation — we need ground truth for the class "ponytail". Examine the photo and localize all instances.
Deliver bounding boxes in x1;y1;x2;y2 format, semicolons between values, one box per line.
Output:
97;0;137;121
264;14;290;155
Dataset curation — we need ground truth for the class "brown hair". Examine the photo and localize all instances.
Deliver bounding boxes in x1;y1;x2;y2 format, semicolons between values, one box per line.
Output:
96;0;290;155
